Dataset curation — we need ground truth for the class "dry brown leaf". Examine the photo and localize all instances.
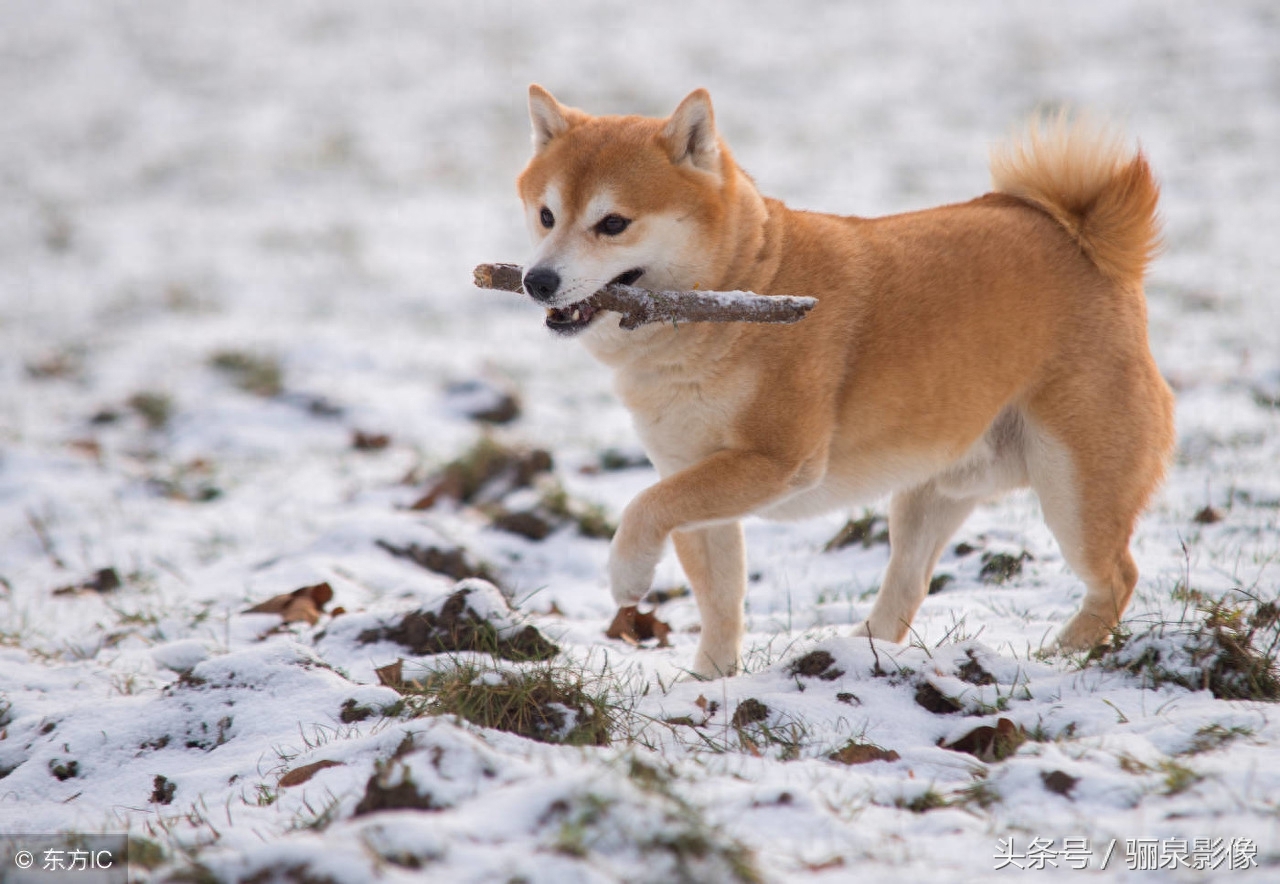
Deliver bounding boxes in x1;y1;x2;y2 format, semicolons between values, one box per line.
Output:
375;659;404;689
278;759;344;787
352;430;391;451
244;582;334;625
605;605;671;648
941;717;1027;763
829;741;901;766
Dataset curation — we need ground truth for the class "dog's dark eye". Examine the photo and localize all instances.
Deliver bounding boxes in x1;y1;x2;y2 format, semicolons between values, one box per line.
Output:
540;207;554;229
596;214;631;236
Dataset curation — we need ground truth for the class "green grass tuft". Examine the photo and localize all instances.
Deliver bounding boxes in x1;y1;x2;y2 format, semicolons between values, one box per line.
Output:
394;658;615;746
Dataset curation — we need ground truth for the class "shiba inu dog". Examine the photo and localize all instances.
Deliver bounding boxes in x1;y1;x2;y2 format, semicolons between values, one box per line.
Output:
516;85;1174;679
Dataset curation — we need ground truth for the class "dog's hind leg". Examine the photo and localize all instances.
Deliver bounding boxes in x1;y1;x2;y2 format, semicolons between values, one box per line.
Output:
673;522;747;679
1023;368;1173;651
856;483;978;643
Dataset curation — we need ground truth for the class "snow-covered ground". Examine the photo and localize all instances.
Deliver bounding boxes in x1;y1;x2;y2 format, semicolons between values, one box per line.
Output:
2;2;1279;881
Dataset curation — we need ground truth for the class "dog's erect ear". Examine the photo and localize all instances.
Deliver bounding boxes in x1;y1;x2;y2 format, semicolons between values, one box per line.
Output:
662;89;719;174
529;84;572;155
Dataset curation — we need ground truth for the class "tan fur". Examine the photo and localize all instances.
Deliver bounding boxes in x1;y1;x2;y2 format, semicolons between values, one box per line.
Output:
517;87;1175;679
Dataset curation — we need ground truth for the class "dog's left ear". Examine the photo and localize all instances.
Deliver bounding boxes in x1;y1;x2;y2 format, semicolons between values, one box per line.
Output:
662;89;719;175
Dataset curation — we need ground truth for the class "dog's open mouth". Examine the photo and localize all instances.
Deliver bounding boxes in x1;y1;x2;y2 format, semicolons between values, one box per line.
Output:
545;268;644;335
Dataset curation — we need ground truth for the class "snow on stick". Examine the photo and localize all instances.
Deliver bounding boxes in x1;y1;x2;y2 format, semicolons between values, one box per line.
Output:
473;262;816;330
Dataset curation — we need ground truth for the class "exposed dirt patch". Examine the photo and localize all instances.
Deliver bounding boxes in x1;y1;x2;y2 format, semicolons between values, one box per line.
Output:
1193;505;1224;525
376;539;498;585
358;589;558;662
928;574;953;595
352;430;391;451
150;774;176;804
340;699;374;723
914;681;964;715
979;551;1031;584
53;567;122;596
787;650;845;681
731;699;770;728
823;512;888;552
354;769;444;815
956;650;997;686
491;509;557;540
1041;769;1079;796
411;437;552;510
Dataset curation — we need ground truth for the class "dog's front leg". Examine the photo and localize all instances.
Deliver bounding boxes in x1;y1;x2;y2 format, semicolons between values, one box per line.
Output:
609;449;809;675
672;523;746;678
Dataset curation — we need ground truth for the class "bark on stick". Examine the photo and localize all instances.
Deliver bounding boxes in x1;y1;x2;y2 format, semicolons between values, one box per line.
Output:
473;262;816;330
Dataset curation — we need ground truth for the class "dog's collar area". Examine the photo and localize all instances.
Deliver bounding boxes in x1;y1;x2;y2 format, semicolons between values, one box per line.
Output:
544;269;644;336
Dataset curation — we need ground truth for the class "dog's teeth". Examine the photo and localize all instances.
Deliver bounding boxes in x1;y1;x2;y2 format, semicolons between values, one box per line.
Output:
572;308;581;321
545;308;555;318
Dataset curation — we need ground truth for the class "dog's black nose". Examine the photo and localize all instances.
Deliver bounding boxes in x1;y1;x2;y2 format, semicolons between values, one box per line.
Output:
523;267;561;302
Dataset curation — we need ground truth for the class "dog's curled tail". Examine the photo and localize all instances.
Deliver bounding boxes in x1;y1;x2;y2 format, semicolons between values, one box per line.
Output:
990;113;1161;288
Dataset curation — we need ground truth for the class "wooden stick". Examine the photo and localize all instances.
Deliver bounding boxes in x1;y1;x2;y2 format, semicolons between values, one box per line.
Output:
473;262;815;330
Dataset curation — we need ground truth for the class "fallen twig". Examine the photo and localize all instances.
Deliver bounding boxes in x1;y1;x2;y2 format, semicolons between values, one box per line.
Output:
473;263;816;330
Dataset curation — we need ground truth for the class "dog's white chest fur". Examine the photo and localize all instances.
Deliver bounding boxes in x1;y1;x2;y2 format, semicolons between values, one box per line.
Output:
615;367;742;477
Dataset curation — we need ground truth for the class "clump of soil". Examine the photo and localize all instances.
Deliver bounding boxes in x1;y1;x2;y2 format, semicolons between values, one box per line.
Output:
979;551;1031;584
444;377;522;425
1193;505;1224;525
358;588;558;662
376;539;498;585
410;438;614;541
151;775;176;805
1041;769;1079;796
354;769;444;815
956;650;997;686
210;349;283;397
914;681;964;714
731;699;770;728
787;650;845;681
596;447;651;472
411;437;552;510
53;567;122;596
340;699;373;723
824;512;888;552
352;430;390;451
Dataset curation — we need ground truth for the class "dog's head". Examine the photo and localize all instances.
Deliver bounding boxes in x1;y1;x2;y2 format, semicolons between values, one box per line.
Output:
516;85;727;337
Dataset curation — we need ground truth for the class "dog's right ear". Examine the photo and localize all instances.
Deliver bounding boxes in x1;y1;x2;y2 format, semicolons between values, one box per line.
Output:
529;84;572;155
